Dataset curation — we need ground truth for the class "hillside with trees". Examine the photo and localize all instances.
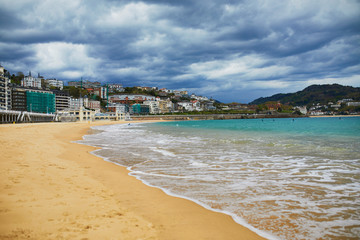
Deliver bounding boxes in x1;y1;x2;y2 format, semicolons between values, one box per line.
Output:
249;84;360;106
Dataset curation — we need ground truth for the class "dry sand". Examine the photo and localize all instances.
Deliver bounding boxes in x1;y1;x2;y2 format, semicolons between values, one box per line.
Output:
0;121;265;240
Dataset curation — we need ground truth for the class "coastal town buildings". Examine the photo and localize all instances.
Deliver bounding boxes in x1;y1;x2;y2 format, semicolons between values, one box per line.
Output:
68;80;101;88
86;99;101;111
21;72;42;89
10;87;56;113
143;100;160;114
96;87;108;99
44;78;64;90
51;90;70;111
109;94;156;105
108;83;124;93
70;98;85;110
0;65;11;110
347;102;360;107
11;87;27;111
159;99;173;113
26;90;55;113
69;97;101;112
132;104;150;115
107;103;129;113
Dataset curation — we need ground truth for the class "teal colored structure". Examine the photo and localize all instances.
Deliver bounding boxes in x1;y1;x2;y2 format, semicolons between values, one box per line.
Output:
26;91;56;113
132;104;150;115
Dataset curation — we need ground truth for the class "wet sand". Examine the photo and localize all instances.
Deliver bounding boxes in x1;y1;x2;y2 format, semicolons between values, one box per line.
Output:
0;121;265;239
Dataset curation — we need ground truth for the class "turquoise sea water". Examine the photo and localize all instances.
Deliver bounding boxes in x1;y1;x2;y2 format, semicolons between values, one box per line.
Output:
79;117;360;240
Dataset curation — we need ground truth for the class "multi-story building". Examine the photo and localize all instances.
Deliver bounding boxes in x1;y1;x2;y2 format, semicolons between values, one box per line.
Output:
26;90;56;113
0;65;11;110
51;90;70;111
159;99;174;113
132;104;150;115
108;84;124;93
11;88;27;111
347;102;360;107
93;87;108;99
68;80;101;88
143;100;160;114
21;72;42;89
107;103;129;113
45;78;64;90
69;97;100;111
70;98;87;110
11;87;56;113
109;94;156;105
177;101;202;112
86;100;101;111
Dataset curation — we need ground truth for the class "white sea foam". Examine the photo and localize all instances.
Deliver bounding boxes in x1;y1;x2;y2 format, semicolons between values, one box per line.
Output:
149;147;177;157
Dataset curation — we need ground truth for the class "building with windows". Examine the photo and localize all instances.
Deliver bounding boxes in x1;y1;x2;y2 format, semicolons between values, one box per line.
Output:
109;94;156;104
107;103;129;113
11;88;27;111
11;87;56;113
45;78;64;90
70;98;87;110
21;72;42;89
51;90;70;111
69;97;101;111
132;104;150;115
86;100;101;111
0;65;11;110
26;91;56;113
159;99;174;113
93;87;108;99
108;84;124;93
143;100;160;114
68;80;101;88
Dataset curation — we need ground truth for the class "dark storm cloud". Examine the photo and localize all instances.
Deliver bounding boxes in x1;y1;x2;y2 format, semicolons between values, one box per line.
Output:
1;0;359;103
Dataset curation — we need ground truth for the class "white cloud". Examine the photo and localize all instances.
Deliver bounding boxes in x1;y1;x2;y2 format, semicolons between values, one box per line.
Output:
34;42;100;78
98;2;175;28
187;54;292;81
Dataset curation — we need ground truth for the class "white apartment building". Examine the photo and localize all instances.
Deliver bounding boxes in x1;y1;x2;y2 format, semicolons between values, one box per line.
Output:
143;100;160;114
70;98;87;110
70;98;100;111
347;102;360;107
0;65;11;110
108;84;124;93
21;75;42;88
178;102;195;111
177;101;202;112
45;78;64;90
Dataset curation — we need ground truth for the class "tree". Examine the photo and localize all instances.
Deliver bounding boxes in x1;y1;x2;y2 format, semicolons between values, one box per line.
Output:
10;72;24;85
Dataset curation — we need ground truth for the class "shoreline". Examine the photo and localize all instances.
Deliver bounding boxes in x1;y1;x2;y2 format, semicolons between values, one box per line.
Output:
0;121;266;239
308;114;360;118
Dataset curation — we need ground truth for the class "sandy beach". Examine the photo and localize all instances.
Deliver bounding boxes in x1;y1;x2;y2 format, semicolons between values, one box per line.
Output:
0;121;265;240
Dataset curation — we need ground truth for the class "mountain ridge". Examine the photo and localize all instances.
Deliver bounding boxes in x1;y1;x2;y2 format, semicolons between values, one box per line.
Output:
249;84;360;106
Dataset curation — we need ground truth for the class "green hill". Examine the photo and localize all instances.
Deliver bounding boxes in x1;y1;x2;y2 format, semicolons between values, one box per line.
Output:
249;84;360;106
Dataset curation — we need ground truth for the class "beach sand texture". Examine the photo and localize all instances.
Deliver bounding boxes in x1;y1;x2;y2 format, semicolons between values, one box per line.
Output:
0;121;265;240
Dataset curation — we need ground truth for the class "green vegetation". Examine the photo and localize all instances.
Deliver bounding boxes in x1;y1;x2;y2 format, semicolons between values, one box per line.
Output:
10;72;24;85
63;86;89;98
250;84;360;106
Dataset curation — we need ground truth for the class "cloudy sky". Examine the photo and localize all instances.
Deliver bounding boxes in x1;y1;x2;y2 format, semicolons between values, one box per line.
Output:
1;0;359;103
